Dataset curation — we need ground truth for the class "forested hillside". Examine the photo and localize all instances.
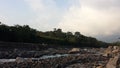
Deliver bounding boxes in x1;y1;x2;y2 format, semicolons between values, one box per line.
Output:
0;23;108;47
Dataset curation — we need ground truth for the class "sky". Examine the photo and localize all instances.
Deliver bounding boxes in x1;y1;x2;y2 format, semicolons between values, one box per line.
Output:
0;0;120;42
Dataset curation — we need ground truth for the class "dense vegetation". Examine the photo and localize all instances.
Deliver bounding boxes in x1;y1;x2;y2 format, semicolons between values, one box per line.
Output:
111;41;120;46
0;23;108;47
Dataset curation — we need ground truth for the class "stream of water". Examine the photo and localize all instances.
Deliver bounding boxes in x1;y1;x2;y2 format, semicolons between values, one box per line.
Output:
0;54;71;63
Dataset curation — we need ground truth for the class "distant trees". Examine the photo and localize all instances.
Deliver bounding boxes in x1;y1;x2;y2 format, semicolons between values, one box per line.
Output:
0;23;108;47
0;24;38;43
111;41;120;46
66;32;73;36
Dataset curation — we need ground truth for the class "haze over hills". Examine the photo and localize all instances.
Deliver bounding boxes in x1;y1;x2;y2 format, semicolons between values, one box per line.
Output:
96;35;120;43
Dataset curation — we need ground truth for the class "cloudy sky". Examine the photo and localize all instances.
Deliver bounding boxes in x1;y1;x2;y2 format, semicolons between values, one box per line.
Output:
0;0;120;42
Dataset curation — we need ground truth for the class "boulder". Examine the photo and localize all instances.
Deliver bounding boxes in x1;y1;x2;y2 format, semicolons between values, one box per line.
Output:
68;48;80;53
112;46;120;53
103;46;112;57
113;46;120;50
15;57;32;63
26;58;32;62
96;65;104;68
15;57;25;63
112;47;120;57
106;54;119;68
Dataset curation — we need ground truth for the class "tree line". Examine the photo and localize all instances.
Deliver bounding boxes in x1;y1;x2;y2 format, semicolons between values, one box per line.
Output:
0;23;108;47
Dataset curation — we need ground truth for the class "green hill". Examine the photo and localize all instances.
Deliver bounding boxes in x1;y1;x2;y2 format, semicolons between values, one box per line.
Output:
0;23;108;47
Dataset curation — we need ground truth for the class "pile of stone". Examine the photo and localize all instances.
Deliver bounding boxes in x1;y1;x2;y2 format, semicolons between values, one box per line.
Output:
103;46;120;68
106;54;119;68
103;46;120;57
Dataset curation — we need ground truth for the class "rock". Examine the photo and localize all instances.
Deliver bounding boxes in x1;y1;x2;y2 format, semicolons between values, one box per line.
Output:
113;46;120;50
15;57;32;63
104;46;120;68
112;46;120;53
15;57;25;63
68;48;80;53
112;49;119;53
103;46;113;57
106;54;119;68
103;46;120;57
96;65;104;68
26;58;32;62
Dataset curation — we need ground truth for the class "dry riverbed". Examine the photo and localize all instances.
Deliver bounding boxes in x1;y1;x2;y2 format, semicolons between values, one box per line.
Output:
0;42;120;68
0;47;109;68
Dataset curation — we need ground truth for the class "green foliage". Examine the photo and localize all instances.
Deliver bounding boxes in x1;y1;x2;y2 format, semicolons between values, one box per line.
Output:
0;24;38;43
111;41;120;46
0;23;108;47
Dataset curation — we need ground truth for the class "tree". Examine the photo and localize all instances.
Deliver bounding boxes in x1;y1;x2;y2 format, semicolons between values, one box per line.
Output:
66;32;73;36
56;28;62;33
0;23;107;47
74;32;81;37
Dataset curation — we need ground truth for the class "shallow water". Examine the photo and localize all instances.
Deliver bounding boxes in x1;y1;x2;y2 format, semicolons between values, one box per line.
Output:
0;59;15;63
0;52;101;63
40;54;69;59
0;54;70;63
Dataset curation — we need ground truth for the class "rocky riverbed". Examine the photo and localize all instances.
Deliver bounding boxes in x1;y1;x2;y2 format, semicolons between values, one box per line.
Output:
0;42;120;68
0;54;108;68
0;47;108;68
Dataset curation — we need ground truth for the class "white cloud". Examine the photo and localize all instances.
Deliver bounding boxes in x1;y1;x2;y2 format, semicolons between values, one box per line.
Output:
24;0;63;31
25;0;44;11
58;0;120;40
24;0;120;42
